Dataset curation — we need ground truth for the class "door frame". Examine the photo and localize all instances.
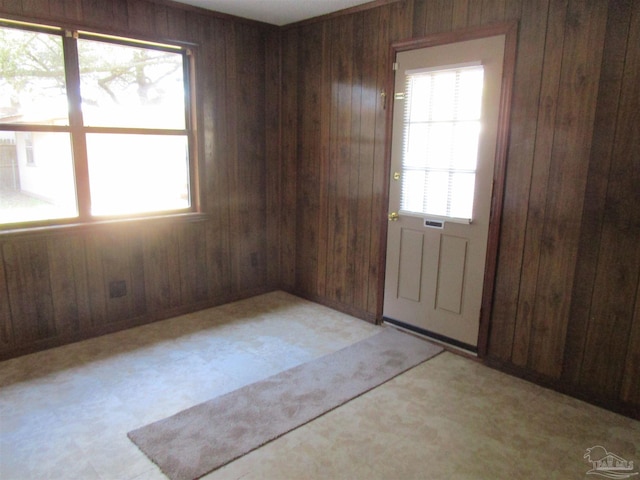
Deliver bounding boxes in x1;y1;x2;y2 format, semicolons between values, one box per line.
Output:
377;21;518;357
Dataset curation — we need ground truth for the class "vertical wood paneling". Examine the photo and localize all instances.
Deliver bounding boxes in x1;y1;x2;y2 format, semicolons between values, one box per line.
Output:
283;0;640;416
327;14;354;304
126;0;154;34
425;0;453;34
563;0;634;384
3;241;55;343
367;4;391;315
466;0;484;27
412;0;427;37
504;0;522;21
0;0;23;15
23;0;50;16
511;0;567;368
2;0;640;417
235;24;267;290
279;27;299;289
204;17;234;299
224;23;241;292
481;0;506;23
621;279;640;405
611;0;640;406
265;29;282;288
167;7;187;40
578;0;640;395
344;13;364;308
153;3;169;37
178;223;208;304
111;0;128;27
84;235;107;327
528;0;608;378
314;22;332;299
353;8;379;311
81;0;114;29
295;22;325;295
0;249;13;348
49;0;82;22
488;0;551;361
47;236;90;334
451;0;470;30
143;229;181;313
0;0;274;358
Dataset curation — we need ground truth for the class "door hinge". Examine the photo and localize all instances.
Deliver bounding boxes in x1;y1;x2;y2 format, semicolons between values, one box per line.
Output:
392;62;398;71
394;92;405;100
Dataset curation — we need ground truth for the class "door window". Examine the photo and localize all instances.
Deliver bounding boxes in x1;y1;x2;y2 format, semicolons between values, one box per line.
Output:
400;64;484;221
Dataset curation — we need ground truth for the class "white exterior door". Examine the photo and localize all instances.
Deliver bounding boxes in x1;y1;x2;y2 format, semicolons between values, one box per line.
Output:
383;35;506;350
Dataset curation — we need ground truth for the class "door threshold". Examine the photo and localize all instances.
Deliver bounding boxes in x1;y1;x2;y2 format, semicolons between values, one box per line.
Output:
383;317;478;356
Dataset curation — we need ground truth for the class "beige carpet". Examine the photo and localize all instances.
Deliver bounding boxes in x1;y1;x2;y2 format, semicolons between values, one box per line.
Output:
128;327;443;480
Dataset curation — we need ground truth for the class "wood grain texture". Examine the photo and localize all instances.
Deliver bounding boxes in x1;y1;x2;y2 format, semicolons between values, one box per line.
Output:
369;4;391;316
282;0;640;416
2;0;640;417
265;29;282;288
511;0;567;368
0;249;13;348
0;0;275;358
295;21;326;296
577;0;640;396
528;0;608;378
47;235;90;334
279;27;298;290
614;0;640;406
488;0;551;362
563;0;634;385
3;241;55;343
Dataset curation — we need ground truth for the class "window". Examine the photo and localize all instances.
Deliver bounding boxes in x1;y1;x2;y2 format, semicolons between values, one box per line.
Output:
400;64;484;221
0;19;196;227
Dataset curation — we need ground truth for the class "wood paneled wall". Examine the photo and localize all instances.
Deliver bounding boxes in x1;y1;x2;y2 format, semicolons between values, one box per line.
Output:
1;0;638;417
0;0;281;358
281;0;640;417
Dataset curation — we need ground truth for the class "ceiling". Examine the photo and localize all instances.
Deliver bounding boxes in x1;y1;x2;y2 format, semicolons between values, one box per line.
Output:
169;0;375;26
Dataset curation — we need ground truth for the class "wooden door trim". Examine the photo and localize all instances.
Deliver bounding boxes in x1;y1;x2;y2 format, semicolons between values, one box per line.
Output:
377;21;518;358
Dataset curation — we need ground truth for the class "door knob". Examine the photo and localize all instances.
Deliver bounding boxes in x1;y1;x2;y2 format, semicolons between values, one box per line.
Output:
388;212;399;221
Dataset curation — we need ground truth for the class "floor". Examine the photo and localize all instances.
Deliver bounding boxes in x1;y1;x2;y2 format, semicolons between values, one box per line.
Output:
0;291;638;480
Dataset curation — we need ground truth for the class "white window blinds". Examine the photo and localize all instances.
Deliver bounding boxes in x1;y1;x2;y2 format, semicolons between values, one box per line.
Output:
400;64;484;221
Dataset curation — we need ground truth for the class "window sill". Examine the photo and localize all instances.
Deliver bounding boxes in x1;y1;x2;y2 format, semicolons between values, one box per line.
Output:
0;212;209;241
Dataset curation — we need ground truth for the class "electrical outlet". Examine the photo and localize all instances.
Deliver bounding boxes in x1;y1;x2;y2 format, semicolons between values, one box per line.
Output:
109;280;127;298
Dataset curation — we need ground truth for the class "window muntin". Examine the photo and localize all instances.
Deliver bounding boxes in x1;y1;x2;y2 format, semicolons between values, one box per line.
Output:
0;20;195;228
400;64;484;221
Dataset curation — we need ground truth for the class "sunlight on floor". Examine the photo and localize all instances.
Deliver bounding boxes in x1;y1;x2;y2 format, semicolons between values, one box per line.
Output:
0;291;637;479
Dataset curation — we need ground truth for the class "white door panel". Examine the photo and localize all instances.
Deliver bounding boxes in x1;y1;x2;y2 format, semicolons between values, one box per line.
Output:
383;35;506;349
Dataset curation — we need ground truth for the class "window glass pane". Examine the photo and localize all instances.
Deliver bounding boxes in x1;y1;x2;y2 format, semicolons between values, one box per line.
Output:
400;65;484;220
86;134;189;216
452;121;480;171
449;172;475;219
423;170;449;217
457;69;484;120
0;26;68;125
400;169;425;214
425;123;453;169
0;131;77;224
404;123;428;168
430;71;456;121
78;39;186;129
407;75;432;123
